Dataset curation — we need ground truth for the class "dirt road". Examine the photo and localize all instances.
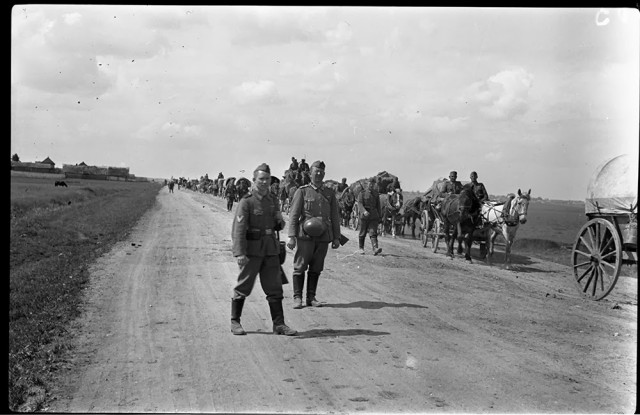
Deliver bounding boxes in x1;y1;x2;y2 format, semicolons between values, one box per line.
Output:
46;187;637;413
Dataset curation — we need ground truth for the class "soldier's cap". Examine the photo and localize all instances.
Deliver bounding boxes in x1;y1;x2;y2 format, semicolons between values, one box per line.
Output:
311;160;325;170
449;171;457;176
470;171;477;176
254;163;271;174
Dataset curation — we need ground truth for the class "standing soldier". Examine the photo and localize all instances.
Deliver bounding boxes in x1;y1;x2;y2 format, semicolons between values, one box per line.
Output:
230;163;296;336
287;160;342;309
357;177;383;256
225;181;237;211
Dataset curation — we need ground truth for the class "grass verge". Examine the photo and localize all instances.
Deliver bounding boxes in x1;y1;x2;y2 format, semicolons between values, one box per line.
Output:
9;179;161;412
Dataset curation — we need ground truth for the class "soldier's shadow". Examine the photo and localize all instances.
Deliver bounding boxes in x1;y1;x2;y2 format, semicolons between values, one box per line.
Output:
292;328;390;339
321;301;428;309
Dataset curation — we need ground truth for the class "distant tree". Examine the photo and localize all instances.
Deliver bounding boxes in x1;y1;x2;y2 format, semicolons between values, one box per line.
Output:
11;153;20;162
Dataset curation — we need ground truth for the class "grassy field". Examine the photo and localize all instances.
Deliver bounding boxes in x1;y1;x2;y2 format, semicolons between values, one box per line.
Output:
9;175;162;411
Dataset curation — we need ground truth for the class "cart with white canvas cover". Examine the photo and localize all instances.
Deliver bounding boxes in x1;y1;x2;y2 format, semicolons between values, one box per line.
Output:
572;154;638;300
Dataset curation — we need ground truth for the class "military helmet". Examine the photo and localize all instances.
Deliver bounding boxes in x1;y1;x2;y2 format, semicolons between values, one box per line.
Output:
302;217;326;237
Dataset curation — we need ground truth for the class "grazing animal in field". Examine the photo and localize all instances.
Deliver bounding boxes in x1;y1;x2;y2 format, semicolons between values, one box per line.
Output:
54;181;68;187
481;189;531;269
441;187;482;262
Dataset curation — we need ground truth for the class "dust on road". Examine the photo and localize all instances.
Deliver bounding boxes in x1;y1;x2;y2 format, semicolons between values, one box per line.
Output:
46;187;637;413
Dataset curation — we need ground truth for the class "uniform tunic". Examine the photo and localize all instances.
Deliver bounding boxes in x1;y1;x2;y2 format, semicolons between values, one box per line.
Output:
287;183;341;293
287;184;341;243
231;191;283;301
443;180;463;195
357;187;382;240
470;182;489;203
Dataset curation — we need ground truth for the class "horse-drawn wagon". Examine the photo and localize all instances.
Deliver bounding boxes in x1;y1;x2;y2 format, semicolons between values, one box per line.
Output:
571;154;637;300
345;172;400;231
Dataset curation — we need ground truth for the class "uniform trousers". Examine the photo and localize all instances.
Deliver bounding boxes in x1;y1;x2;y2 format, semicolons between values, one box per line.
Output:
233;255;283;302
292;238;329;299
358;216;379;247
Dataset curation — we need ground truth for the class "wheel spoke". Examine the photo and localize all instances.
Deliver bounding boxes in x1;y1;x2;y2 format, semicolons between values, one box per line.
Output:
576;264;593;283
600;249;618;261
582;267;596;293
579;235;594;253
587;225;597;251
573;249;592;259
601;260;617;270
597;263;610;291
599;233;615;256
573;260;591;268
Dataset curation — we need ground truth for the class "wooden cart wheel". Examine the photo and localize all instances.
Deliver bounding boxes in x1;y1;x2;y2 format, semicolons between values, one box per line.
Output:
572;218;622;301
420;211;429;247
432;218;442;253
351;205;359;231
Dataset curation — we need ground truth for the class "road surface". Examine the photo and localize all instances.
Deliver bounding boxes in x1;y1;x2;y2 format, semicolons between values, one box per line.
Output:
46;186;637;413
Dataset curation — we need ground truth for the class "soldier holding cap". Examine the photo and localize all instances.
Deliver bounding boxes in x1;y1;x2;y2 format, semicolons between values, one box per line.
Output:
287;160;342;309
357;177;383;255
230;163;297;336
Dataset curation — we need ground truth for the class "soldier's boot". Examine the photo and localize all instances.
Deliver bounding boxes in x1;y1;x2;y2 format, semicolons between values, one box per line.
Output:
371;236;382;256
230;298;246;335
292;274;305;309
305;273;322;307
358;237;366;254
269;301;297;336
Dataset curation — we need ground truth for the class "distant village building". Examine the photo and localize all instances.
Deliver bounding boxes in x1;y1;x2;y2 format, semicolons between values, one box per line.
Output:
11;156;59;174
62;163;131;181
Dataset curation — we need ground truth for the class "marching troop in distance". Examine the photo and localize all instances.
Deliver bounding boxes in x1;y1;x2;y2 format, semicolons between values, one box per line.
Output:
164;156;528;337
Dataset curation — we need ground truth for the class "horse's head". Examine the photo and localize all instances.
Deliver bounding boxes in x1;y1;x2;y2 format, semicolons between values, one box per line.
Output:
457;188;481;223
511;188;531;224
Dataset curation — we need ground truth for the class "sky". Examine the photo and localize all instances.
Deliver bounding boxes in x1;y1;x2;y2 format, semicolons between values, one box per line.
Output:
11;5;639;200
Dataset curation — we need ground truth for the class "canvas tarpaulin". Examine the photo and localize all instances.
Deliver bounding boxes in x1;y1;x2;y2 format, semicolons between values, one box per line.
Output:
585;153;638;215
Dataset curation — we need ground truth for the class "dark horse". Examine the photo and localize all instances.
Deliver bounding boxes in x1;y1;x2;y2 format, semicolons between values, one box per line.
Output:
337;188;356;228
440;187;482;262
379;191;403;237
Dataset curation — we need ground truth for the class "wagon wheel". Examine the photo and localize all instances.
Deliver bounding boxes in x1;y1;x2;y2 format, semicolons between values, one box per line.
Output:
572;218;622;301
432;218;442;253
351;205;360;230
420;211;429;247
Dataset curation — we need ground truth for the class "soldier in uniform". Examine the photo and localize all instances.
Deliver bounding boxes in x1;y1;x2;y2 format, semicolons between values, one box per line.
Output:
468;171;489;203
289;157;299;172
287;160;342;309
337;177;349;193
357;177;383;255
230;163;297;336
443;171;463;195
299;158;310;173
225;182;237;211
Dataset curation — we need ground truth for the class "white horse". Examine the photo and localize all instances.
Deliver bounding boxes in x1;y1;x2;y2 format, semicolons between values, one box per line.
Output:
481;189;531;269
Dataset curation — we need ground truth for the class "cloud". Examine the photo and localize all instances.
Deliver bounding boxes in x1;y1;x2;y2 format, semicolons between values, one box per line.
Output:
231;80;282;105
467;67;534;120
324;21;353;47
